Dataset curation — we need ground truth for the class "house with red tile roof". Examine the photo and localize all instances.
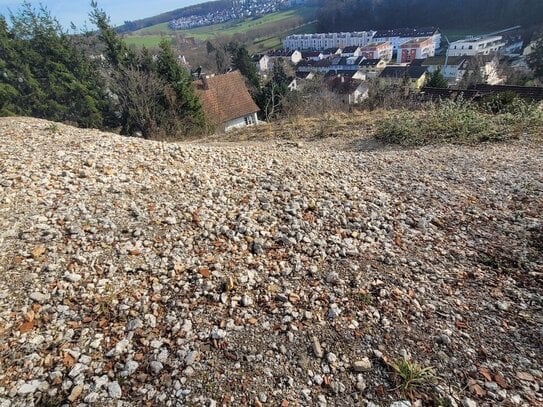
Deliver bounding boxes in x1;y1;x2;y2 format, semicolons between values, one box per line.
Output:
194;71;260;132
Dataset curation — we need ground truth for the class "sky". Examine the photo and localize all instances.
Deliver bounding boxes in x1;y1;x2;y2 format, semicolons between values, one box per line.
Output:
0;0;203;28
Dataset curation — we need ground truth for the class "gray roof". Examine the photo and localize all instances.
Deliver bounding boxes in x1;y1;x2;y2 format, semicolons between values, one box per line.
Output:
379;66;428;79
374;27;439;39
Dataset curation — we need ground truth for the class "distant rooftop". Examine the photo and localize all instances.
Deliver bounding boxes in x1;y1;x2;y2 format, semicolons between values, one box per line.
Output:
374;27;439;39
400;37;433;47
451;35;502;44
342;46;360;53
359;58;383;67
379;65;428;79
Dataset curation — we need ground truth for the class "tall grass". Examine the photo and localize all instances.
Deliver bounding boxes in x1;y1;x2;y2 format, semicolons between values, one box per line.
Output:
376;99;543;146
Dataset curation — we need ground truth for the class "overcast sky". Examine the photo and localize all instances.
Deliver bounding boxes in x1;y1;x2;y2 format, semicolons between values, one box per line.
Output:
0;0;203;28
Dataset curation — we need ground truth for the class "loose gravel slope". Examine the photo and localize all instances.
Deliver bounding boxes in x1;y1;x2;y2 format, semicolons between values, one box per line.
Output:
0;117;542;407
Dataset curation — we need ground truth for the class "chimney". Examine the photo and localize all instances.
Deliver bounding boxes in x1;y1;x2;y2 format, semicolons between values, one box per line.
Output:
202;75;210;90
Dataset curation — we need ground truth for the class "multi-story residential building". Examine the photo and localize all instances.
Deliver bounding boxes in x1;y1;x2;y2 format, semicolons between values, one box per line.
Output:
359;42;393;61
373;27;441;54
397;37;436;63
446;35;505;57
283;31;376;51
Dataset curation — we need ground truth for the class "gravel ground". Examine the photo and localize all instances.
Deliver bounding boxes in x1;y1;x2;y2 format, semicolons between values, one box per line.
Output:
0;117;542;407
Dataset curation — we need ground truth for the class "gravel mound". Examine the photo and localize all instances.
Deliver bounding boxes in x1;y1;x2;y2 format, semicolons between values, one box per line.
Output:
0;117;542;406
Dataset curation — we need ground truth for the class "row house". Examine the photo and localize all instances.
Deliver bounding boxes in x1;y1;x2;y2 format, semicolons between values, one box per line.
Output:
297;56;370;76
296;59;333;73
253;50;303;73
301;50;326;61
267;49;303;64
283;31;376;51
359;42;393;62
419;55;503;85
325;76;369;105
341;46;362;57
419;56;471;85
358;58;387;78
397;37;436;64
324;47;342;57
329;56;366;72
325;69;366;80
378;66;429;90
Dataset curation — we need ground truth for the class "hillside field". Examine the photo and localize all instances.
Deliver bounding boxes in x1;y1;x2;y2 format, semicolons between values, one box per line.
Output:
123;7;317;49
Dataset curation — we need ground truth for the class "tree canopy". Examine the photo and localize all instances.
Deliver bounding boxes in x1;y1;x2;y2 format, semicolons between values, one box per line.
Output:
318;0;543;33
0;3;109;127
527;33;543;81
0;1;207;139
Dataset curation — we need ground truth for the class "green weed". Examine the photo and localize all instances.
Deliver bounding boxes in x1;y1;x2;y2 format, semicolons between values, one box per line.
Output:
391;358;436;399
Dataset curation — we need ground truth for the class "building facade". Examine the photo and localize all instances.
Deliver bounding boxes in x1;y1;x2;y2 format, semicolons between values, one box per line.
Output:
397;37;436;63
359;42;393;61
447;36;505;57
373;27;441;54
283;31;376;51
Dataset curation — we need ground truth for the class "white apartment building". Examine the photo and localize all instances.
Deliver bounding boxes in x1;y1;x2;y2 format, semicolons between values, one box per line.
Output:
283;31;376;51
447;35;505;57
373;27;441;53
397;37;436;63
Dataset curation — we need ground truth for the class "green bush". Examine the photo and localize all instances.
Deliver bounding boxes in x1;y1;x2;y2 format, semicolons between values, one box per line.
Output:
376;100;543;146
0;5;110;128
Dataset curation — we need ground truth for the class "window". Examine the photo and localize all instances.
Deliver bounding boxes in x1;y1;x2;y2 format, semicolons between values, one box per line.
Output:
244;115;254;125
469;45;473;49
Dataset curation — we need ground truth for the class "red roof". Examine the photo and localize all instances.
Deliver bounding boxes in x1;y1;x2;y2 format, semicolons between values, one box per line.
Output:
194;71;260;126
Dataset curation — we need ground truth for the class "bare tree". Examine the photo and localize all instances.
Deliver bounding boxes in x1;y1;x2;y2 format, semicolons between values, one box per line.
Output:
115;67;168;138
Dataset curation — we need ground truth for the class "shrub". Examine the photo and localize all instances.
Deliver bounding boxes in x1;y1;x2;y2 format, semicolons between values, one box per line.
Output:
376;100;543;146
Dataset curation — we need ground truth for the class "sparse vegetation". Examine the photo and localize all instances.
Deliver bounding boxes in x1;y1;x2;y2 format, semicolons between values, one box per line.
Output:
45;123;60;134
391;358;436;399
376;99;543;146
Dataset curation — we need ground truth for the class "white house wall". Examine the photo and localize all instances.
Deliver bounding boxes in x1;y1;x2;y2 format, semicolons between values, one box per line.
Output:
224;113;259;132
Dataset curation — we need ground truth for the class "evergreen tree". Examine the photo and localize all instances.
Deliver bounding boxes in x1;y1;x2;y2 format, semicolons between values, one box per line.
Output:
230;43;260;89
90;2;206;138
0;16;21;116
155;38;206;129
527;33;543;81
1;3;108;127
427;69;449;88
256;63;291;120
139;46;156;73
90;1;135;68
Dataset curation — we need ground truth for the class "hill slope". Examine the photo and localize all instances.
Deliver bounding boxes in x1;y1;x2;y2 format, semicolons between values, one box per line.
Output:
122;7;317;50
0;117;542;406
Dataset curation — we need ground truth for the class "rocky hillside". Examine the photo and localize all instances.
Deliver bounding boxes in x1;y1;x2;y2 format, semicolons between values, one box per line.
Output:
0;117;542;406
